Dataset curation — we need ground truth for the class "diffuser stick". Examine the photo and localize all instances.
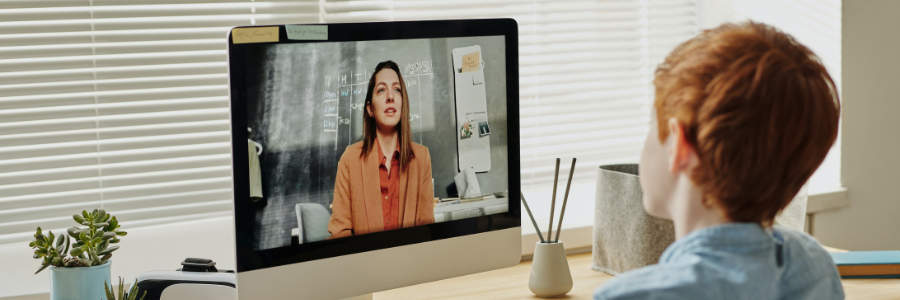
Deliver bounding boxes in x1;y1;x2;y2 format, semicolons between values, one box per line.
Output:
547;158;560;243
554;158;577;243
520;194;546;243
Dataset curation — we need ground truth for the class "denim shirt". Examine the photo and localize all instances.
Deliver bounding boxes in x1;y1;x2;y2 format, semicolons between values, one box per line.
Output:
594;223;844;300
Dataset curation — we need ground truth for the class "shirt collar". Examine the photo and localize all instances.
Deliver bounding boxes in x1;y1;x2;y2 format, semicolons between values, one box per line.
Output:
661;223;775;262
375;138;400;165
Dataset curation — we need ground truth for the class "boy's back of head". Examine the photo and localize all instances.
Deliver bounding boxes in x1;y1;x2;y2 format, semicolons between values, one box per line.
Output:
652;21;840;225
595;23;845;300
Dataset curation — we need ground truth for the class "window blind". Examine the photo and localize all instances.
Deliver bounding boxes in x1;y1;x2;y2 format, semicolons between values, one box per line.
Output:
0;0;700;244
0;0;324;245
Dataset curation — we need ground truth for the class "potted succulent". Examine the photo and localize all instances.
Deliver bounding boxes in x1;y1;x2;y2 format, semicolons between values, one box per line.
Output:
104;277;147;300
30;209;128;300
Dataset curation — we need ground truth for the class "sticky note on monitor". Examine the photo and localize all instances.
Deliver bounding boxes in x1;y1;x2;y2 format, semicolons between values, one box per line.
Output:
461;51;480;73
286;25;328;40
232;27;279;44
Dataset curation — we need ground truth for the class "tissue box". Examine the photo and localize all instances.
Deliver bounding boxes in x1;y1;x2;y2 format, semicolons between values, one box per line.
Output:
592;164;675;276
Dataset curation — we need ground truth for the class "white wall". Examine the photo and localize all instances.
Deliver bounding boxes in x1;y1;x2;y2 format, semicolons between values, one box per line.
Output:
814;0;900;250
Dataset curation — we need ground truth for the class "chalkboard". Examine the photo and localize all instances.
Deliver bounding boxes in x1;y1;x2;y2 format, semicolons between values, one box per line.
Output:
241;36;508;250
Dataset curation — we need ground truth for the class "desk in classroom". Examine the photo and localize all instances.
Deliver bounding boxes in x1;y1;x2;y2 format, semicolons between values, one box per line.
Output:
375;249;900;300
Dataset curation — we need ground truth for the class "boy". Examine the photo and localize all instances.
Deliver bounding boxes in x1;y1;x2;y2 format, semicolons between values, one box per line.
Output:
594;22;843;299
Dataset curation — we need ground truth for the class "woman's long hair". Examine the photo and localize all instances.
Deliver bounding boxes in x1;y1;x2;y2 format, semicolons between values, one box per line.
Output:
360;60;414;171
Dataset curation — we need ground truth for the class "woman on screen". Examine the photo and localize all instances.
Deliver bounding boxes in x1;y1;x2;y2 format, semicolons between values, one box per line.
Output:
328;61;435;239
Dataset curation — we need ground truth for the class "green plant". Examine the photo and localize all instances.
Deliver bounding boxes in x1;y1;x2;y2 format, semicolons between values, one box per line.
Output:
30;209;128;274
29;227;69;274
104;277;147;300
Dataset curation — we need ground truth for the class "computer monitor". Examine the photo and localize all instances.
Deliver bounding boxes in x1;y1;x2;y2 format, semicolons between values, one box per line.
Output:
227;19;521;299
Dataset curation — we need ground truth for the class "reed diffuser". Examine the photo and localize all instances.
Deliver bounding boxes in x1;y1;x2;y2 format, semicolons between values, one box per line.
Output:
522;158;577;298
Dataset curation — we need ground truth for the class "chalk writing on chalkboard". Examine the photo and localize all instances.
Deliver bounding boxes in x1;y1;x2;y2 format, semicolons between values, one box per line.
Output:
323;119;337;132
405;60;434;75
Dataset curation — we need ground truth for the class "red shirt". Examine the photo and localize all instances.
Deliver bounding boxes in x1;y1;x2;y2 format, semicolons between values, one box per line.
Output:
377;140;401;231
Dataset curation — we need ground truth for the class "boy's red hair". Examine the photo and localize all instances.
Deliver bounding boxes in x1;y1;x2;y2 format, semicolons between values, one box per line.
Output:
654;22;840;226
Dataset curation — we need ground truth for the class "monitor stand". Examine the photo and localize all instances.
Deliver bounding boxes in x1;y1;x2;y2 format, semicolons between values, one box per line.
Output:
342;294;373;300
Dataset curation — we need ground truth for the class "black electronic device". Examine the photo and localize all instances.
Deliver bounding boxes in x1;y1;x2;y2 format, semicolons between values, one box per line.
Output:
135;258;236;300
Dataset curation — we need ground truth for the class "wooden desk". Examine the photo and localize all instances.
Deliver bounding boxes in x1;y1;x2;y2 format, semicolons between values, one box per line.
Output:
375;251;900;300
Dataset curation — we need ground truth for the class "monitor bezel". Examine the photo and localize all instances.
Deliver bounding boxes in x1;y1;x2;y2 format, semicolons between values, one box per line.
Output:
227;19;521;273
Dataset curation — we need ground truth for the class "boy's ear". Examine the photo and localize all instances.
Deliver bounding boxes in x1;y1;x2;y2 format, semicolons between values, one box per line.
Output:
667;117;698;174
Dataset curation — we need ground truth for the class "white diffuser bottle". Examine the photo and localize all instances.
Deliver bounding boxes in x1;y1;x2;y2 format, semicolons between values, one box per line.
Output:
529;241;573;297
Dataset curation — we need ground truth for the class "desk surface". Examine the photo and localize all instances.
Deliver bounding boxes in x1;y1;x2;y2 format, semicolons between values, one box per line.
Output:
375;251;900;300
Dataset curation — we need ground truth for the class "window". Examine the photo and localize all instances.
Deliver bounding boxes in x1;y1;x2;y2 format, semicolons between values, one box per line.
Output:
0;0;840;245
0;0;309;244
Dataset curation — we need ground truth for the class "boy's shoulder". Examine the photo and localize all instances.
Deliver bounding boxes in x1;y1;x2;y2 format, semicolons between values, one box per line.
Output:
594;224;843;300
771;226;845;299
593;257;735;300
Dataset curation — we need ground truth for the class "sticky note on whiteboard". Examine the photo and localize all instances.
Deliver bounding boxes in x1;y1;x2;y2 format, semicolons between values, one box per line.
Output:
286;25;328;40
232;27;279;44
461;51;480;73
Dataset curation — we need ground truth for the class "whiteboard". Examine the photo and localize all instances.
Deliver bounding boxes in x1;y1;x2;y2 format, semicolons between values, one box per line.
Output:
452;45;491;173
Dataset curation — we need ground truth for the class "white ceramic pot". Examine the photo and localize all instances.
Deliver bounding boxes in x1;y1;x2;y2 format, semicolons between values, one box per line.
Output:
528;242;573;298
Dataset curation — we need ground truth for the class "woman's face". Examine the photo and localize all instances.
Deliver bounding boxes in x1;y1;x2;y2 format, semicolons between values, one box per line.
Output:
367;69;404;131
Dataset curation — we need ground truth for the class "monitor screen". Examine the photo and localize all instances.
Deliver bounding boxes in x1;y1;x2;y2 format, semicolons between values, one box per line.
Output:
229;20;520;272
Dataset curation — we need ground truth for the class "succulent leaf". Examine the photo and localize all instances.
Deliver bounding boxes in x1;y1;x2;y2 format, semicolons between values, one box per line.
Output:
115;231;127;236
62;235;70;255
73;214;85;224
70;247;83;257
104;280;115;300
55;233;65;249
99;245;119;255
129;279;146;300
90;251;101;265
35;263;50;274
119;277;126;300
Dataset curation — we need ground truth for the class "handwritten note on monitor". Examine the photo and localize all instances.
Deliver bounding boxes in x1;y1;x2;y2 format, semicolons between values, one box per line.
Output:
286;25;328;40
462;51;480;73
232;27;279;44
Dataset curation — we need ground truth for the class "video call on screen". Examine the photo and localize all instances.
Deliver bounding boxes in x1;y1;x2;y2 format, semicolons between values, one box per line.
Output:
236;36;511;250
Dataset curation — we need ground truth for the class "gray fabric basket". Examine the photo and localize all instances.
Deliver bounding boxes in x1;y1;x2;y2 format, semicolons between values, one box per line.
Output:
592;164;675;276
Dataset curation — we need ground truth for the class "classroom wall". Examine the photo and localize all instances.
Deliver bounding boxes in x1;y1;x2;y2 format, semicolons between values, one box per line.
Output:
813;0;900;250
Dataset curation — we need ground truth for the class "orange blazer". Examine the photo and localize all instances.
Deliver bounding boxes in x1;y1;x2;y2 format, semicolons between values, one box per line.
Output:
328;141;435;239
